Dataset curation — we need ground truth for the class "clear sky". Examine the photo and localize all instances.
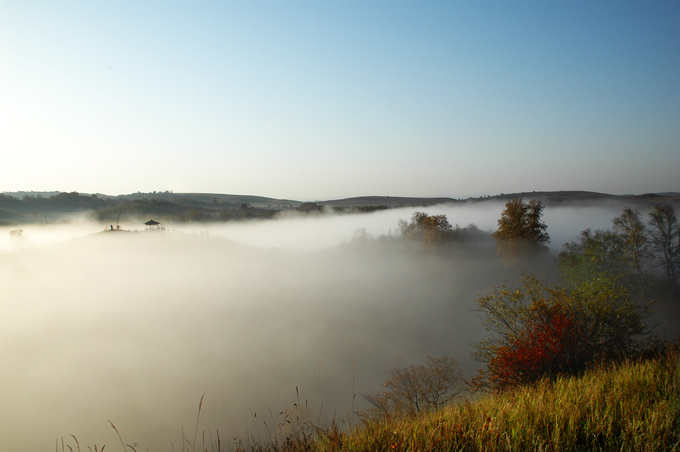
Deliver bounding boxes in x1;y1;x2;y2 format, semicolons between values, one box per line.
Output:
1;1;678;200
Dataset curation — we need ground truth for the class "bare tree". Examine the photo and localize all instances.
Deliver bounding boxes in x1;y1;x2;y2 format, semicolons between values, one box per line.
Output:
361;356;465;420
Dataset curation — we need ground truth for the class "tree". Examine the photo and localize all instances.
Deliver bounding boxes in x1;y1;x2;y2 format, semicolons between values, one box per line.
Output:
558;228;628;285
361;356;465;420
422;214;453;244
613;207;648;291
472;275;651;392
479;299;591;391
648;204;680;292
397;211;429;240
397;212;455;244
492;198;549;261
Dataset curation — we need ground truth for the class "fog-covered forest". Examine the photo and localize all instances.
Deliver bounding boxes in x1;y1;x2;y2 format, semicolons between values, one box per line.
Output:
1;191;679;450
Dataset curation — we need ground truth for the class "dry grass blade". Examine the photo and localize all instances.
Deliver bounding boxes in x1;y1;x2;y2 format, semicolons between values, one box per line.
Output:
193;394;205;452
71;435;81;452
108;420;128;452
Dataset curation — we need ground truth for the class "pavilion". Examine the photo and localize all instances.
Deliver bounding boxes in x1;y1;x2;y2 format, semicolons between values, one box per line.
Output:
144;219;161;230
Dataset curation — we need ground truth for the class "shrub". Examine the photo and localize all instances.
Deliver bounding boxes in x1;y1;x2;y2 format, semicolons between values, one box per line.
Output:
482;298;592;390
361;356;465;420
472;275;651;392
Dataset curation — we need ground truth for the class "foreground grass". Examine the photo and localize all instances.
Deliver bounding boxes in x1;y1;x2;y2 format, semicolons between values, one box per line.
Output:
60;344;680;452
309;345;680;452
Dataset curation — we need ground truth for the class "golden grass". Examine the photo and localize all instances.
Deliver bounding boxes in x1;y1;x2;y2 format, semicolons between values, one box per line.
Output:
59;344;680;452
315;344;680;452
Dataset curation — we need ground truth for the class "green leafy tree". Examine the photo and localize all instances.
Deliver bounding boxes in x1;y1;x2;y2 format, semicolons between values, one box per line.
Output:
558;228;628;285
361;356;465;420
492;198;549;261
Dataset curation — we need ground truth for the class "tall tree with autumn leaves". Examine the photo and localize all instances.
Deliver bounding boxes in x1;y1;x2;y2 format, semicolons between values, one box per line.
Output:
493;198;550;262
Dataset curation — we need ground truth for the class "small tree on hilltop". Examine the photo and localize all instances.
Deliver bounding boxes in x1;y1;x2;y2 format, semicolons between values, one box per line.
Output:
493;198;549;261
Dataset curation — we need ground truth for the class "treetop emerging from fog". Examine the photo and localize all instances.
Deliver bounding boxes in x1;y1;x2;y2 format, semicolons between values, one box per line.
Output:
493;198;550;261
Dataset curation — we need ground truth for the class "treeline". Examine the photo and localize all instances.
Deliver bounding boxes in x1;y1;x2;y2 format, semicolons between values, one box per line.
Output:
0;191;283;224
0;192;108;224
0;192;395;226
91;199;281;224
559;204;680;298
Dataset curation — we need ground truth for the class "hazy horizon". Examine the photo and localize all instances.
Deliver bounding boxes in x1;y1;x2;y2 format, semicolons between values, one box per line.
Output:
2;1;679;199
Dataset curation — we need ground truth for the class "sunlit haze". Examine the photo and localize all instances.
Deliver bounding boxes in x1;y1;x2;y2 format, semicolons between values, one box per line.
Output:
1;2;679;450
1;1;679;199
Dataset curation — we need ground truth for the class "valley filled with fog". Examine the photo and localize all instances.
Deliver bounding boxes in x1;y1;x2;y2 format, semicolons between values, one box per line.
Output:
0;203;643;450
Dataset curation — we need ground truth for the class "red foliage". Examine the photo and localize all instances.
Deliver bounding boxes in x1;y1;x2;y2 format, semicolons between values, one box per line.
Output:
485;299;591;391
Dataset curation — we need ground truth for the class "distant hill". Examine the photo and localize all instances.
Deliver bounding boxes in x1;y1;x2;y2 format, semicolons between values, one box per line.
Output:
478;190;680;206
316;196;461;208
0;190;678;226
116;192;300;209
314;191;680;208
2;191;61;199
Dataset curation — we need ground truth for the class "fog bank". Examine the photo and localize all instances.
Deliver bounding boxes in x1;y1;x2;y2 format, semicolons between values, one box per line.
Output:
0;203;639;450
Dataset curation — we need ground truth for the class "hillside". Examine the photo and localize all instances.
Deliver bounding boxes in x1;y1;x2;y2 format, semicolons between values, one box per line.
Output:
1;190;678;226
315;346;680;452
221;343;679;452
56;342;680;452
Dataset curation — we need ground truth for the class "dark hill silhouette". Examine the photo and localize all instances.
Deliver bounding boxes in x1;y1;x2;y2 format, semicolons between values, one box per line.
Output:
1;190;678;226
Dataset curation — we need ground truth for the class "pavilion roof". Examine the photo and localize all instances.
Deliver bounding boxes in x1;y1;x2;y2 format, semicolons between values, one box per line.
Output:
144;219;160;225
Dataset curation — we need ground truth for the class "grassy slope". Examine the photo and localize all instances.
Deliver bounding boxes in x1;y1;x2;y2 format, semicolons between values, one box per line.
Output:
312;346;680;452
58;342;680;452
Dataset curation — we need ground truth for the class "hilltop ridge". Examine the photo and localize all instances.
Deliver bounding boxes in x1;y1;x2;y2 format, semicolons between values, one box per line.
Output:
1;190;678;226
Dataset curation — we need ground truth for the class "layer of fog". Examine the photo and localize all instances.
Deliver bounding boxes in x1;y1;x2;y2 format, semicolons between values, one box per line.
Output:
1;202;629;254
0;203;649;450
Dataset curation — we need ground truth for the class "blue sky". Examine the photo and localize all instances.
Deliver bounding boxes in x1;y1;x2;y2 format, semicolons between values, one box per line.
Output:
1;1;678;200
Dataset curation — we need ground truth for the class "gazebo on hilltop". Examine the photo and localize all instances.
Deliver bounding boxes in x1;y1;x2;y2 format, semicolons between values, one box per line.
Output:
144;219;161;230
